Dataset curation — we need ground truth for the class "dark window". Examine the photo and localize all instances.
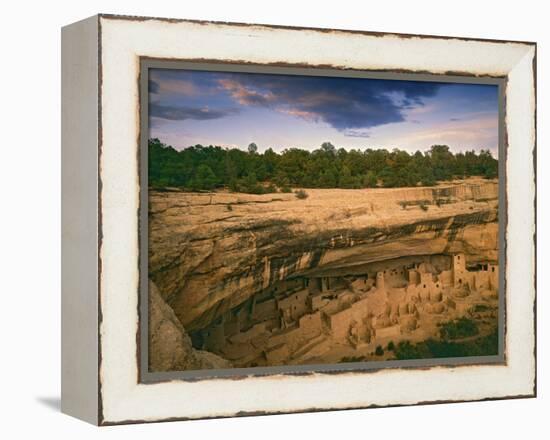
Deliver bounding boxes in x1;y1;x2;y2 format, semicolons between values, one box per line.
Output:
492;267;495;273
423;284;426;288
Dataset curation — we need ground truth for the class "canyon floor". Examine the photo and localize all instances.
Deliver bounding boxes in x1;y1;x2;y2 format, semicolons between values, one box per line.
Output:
148;177;500;372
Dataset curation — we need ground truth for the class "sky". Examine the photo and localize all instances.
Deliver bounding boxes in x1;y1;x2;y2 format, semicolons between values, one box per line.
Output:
149;68;499;157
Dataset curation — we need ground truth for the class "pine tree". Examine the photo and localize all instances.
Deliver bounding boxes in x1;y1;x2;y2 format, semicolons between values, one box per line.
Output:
193;164;217;190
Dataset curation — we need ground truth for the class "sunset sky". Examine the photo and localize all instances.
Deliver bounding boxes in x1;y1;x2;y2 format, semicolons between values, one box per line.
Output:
149;68;499;157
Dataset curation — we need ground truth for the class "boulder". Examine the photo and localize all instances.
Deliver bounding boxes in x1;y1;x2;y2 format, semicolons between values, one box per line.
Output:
149;280;231;372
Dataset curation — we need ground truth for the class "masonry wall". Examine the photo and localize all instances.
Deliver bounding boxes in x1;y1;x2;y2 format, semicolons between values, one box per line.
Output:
253;298;278;322
330;307;354;340
329;296;371;341
277;289;309;320
299;312;322;340
311;293;330;311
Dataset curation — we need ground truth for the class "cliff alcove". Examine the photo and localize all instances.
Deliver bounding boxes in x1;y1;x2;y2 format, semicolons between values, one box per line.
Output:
148;178;499;370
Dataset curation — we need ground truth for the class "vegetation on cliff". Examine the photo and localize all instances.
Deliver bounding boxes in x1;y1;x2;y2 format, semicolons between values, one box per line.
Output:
438;316;480;340
393;327;498;360
149;138;498;193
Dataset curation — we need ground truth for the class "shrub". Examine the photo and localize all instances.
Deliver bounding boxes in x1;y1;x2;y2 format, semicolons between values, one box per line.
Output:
387;341;395;351
228;179;239;192
375;345;384;356
280;185;292;193
362;171;378;188
419;202;429;211
439;317;479;340
226;204;233;211
394;340;432;360
394;329;498;360
295;189;309;199
242;184;266;194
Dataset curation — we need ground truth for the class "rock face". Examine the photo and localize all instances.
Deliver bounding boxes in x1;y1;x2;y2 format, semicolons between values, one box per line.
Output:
148;280;231;371
149;178;499;333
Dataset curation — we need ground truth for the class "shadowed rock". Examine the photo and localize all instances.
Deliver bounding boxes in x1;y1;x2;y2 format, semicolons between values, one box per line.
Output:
149;280;231;371
149;179;498;333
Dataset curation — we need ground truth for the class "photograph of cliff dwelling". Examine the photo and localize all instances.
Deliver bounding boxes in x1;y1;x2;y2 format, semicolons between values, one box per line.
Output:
146;66;501;373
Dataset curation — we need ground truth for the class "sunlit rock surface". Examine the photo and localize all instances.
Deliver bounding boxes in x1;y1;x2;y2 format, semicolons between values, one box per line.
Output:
149;178;498;337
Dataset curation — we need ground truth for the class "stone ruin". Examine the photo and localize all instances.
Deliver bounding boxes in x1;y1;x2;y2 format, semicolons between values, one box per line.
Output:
190;253;499;367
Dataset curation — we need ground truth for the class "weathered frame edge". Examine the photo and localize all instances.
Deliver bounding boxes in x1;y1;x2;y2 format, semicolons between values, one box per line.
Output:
61;14;101;425
92;14;537;425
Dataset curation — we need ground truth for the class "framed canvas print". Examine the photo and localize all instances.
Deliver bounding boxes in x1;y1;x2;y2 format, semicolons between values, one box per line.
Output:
61;14;537;425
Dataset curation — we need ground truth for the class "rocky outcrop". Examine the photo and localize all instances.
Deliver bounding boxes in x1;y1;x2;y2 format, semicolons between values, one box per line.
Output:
148;280;231;371
149;178;499;332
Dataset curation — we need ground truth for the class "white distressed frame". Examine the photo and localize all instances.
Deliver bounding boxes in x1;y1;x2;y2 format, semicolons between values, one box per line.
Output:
93;15;536;424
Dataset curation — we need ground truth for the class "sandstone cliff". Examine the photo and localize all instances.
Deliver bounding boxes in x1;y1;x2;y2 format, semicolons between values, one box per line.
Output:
149;178;498;332
148;280;231;371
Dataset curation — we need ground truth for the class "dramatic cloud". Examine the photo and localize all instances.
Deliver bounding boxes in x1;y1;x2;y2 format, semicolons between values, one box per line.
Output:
217;78;276;106
149;70;443;133
149;102;239;121
215;74;442;133
148;69;498;154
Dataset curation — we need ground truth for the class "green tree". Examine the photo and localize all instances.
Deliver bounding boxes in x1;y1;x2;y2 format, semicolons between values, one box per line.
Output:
427;144;454;181
318;168;338;188
191;164;217;190
362;171;378;188
339;165;358;188
263;147;278;178
248;142;258;154
320;141;336;155
148;139;498;192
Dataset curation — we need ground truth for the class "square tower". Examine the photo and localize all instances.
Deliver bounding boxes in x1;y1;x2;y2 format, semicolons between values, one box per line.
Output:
452;253;466;287
376;271;385;290
407;269;420;285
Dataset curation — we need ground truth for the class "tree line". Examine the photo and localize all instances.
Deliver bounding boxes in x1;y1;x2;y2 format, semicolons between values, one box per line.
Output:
148;138;498;193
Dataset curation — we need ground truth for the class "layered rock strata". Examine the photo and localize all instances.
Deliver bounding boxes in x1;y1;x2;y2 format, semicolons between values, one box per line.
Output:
149;178;499;337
